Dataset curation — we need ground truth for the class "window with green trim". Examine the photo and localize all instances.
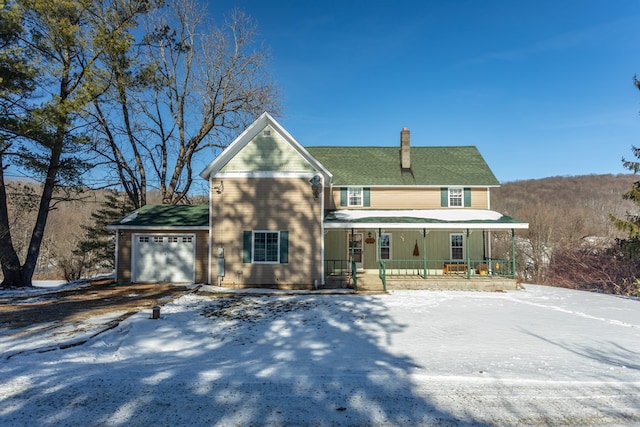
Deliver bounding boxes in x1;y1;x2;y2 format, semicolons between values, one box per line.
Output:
254;231;279;263
243;230;289;264
449;188;463;207
348;187;363;207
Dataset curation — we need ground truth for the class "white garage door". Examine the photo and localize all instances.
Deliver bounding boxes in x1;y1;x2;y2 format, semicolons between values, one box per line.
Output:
133;234;195;283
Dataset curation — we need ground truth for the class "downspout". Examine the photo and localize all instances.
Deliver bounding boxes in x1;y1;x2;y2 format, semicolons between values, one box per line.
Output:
320;175;325;286
208;175;213;286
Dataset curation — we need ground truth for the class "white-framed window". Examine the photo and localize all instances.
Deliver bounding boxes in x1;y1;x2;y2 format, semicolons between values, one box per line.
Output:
139;236;150;243
348;187;363;207
448;188;463;207
253;231;280;263
167;236;179;243
450;233;464;260
153;236;164;243
182;236;193;243
379;233;391;260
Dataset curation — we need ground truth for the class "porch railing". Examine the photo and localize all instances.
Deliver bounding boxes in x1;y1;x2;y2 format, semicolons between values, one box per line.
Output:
378;261;387;291
380;258;515;278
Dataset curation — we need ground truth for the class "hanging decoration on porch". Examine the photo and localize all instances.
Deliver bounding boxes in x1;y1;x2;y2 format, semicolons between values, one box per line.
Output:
413;240;420;256
365;232;375;244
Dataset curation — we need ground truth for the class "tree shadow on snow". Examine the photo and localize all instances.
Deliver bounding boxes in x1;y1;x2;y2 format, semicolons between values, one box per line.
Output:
0;293;492;426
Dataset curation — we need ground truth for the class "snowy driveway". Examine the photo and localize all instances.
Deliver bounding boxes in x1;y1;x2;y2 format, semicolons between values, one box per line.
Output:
1;284;639;426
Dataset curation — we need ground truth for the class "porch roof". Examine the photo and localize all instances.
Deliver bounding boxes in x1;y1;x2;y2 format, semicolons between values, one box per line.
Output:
323;209;529;230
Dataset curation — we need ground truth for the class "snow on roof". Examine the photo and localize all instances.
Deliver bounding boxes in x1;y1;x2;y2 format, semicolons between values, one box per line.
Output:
332;209;504;221
324;209;528;229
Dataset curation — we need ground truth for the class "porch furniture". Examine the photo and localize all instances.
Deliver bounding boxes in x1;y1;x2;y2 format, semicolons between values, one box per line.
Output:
444;262;467;274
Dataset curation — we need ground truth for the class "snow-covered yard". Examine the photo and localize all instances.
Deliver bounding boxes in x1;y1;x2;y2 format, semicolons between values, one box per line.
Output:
1;284;639;426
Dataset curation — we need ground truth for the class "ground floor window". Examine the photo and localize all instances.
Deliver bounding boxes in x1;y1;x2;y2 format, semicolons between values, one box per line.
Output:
254;231;279;263
450;233;464;260
379;233;391;260
243;230;289;264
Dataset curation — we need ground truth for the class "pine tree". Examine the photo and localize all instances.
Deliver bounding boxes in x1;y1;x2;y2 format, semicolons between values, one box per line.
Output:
610;77;640;253
73;191;134;278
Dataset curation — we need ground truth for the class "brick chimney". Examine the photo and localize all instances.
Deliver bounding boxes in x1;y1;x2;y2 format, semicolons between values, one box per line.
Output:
400;127;410;169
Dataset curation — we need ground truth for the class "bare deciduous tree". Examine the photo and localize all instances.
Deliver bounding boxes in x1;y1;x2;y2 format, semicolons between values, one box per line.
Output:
92;0;280;208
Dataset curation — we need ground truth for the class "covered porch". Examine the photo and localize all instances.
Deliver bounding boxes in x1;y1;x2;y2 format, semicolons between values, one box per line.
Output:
322;209;529;292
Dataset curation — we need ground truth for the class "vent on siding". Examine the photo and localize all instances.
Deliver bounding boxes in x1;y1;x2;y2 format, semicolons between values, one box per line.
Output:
263;129;271;136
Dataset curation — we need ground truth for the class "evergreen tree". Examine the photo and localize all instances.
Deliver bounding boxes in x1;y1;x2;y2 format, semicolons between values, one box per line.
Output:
611;76;640;253
73;191;134;278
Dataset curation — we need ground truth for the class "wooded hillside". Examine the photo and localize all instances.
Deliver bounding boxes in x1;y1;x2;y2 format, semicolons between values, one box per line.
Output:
492;174;640;294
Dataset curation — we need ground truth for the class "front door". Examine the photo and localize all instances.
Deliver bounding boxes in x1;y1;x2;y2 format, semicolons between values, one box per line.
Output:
348;232;363;272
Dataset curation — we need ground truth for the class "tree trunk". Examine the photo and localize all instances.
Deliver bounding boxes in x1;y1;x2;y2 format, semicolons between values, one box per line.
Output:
0;155;26;288
20;148;62;286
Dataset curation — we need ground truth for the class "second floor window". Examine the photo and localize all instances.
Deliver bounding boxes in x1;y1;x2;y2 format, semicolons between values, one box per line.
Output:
449;188;463;207
348;187;363;207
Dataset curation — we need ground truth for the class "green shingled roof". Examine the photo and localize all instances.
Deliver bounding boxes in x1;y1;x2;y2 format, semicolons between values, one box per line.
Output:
306;146;499;186
109;204;209;228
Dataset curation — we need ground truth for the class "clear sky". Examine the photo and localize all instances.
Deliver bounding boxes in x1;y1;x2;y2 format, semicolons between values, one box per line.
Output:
212;0;640;183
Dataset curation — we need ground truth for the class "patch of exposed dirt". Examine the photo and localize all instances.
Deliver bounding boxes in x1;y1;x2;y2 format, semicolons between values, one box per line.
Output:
0;280;196;330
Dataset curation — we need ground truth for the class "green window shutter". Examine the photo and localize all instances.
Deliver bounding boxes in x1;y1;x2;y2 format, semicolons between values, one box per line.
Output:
242;231;252;263
464;188;471;207
340;188;347;206
280;231;289;263
363;188;371;207
440;188;448;207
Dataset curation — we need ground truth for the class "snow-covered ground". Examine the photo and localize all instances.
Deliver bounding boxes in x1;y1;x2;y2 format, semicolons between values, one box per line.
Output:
1;284;639;426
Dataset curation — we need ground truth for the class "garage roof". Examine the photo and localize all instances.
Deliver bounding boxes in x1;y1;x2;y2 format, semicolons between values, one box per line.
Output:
108;204;209;229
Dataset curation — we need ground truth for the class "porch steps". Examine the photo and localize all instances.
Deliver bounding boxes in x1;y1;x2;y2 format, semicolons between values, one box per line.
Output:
354;274;387;293
385;276;518;291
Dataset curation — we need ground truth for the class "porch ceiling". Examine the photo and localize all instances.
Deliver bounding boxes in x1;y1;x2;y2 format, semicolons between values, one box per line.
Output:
323;209;529;230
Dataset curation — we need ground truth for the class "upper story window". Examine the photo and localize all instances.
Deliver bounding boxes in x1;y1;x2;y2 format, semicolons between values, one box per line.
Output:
348;187;363;207
449;188;463;207
340;187;370;207
441;187;470;207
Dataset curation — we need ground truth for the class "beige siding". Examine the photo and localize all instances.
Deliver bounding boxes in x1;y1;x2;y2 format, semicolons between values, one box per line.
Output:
193;230;209;283
211;176;323;288
221;125;315;172
116;231;133;283
329;187;490;209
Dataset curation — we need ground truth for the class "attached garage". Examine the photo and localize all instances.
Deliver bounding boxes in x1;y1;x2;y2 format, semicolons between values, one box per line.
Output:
132;234;195;283
108;204;209;284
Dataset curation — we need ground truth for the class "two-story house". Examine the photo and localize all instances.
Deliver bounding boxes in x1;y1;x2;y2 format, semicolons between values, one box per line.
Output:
109;112;528;291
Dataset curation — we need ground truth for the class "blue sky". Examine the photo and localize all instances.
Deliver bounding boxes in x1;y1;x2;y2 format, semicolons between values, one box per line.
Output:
213;0;640;183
